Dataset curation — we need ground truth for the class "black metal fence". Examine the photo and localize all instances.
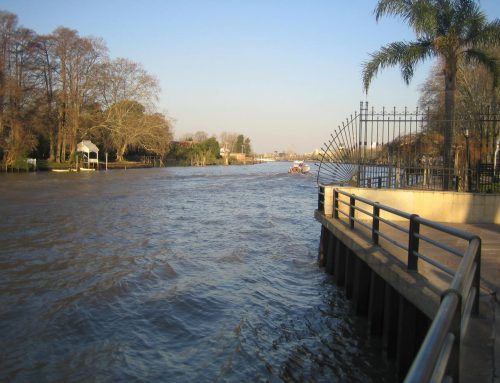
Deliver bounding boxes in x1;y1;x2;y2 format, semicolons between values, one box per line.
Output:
316;102;499;192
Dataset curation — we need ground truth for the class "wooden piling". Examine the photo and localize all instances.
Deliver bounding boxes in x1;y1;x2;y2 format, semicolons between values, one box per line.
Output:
334;240;346;287
397;296;418;379
368;271;386;336
325;231;336;275
318;225;327;266
344;249;355;300
383;284;400;359
353;257;371;316
317;224;435;379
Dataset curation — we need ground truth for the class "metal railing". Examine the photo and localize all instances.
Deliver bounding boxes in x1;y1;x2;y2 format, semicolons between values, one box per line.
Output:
319;186;481;382
316;102;500;193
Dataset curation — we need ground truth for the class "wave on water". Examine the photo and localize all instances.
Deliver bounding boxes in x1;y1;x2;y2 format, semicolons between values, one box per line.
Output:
0;163;395;382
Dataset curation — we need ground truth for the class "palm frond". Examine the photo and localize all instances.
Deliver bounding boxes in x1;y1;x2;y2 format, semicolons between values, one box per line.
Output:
375;0;414;21
454;0;482;31
362;40;434;92
375;0;438;36
463;48;500;87
467;19;500;47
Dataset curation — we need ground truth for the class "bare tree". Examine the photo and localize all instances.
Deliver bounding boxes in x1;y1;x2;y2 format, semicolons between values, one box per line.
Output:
193;131;208;143
93;58;170;161
51;27;107;162
219;131;238;152
0;14;39;169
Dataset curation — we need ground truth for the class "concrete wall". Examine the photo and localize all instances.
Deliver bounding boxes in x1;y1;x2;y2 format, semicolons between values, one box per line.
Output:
322;186;500;224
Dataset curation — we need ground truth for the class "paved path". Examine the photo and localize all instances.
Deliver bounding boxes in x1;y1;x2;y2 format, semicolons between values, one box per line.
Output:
430;223;499;383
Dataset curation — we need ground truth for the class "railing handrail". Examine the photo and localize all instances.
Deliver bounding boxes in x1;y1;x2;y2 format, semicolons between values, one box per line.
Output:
333;187;477;242
319;186;481;382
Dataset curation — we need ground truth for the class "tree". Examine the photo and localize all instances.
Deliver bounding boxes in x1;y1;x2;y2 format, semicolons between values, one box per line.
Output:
244;137;252;155
186;136;220;166
193;131;208;143
103;100;145;161
93;57;168;161
0;10;173;168
133;112;172;158
32;33;58;160
0;13;38;169
220;131;238;152
363;0;500;188
235;134;244;153
51;27;107;162
419;48;500;165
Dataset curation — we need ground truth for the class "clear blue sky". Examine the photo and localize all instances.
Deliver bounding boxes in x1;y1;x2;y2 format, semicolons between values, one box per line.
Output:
2;1;499;154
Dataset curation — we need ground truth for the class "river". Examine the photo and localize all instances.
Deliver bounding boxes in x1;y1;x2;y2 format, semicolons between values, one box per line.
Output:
0;162;395;382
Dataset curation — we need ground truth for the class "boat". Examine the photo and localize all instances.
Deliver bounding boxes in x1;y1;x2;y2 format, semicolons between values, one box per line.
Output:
79;167;95;172
288;160;310;174
51;168;75;172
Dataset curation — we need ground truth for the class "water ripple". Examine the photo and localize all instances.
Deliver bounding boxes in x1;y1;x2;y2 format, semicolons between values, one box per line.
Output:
0;163;395;382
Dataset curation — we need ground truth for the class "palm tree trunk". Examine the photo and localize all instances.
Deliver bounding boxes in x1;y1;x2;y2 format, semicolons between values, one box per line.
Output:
443;61;457;190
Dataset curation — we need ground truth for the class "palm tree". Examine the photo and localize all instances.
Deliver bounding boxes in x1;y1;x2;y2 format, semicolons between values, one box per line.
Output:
362;0;500;189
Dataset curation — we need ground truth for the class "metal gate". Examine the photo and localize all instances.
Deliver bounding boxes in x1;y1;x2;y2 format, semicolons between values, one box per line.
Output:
316;102;499;192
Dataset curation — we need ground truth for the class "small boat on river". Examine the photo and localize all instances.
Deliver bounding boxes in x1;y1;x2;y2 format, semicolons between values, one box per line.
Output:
288;160;310;174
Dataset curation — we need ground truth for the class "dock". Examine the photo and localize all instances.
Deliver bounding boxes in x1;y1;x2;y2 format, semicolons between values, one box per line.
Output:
315;186;499;382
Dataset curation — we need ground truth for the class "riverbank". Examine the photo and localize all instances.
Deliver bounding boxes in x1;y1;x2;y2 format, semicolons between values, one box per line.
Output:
1;158;280;173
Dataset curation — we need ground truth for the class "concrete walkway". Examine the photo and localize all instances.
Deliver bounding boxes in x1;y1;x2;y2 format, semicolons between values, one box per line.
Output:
332;217;499;382
444;223;499;383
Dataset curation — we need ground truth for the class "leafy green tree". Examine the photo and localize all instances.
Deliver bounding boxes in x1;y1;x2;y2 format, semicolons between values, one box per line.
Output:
187;136;220;166
203;136;221;160
244;137;252;155
235;134;244;153
363;0;500;188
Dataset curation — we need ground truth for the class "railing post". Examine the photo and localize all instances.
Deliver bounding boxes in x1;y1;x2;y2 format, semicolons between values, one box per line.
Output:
318;186;325;213
473;238;481;316
323;187;334;217
349;194;355;229
334;189;339;219
372;203;380;245
408;214;420;271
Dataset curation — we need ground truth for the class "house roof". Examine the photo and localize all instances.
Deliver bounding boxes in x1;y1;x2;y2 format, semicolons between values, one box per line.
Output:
77;140;99;153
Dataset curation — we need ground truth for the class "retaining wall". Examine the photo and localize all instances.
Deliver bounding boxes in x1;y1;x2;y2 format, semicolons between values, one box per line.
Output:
321;186;500;224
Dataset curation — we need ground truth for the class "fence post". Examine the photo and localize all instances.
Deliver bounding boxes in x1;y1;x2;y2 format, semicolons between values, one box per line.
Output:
408;214;420;271
372;203;380;245
349;195;356;229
